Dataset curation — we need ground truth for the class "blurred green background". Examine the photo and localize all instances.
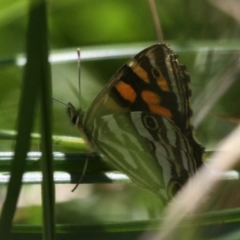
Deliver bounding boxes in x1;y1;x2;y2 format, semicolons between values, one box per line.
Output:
0;0;240;237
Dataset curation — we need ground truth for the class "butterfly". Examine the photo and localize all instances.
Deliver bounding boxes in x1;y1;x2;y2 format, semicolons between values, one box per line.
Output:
68;43;204;204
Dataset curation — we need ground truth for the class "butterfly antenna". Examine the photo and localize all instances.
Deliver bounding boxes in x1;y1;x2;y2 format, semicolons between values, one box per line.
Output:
71;156;89;192
77;48;82;110
147;0;164;43
70;48;91;192
52;97;69;107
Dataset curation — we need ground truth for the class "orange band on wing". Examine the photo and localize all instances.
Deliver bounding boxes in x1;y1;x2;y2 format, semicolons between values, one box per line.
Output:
141;90;161;104
141;90;172;118
128;60;150;83
157;76;170;91
149;105;172;118
115;81;136;103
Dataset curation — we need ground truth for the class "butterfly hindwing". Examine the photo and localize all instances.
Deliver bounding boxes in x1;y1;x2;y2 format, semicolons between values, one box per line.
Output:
91;111;196;201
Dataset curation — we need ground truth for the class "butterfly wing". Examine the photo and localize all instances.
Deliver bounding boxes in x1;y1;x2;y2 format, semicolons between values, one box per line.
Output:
91;112;196;201
71;44;204;200
84;44;203;168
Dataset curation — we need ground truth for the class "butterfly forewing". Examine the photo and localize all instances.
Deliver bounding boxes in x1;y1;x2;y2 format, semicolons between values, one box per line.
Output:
85;45;188;127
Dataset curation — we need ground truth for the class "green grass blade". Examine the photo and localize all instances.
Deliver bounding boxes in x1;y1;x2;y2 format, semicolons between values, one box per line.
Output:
30;0;56;239
0;1;41;239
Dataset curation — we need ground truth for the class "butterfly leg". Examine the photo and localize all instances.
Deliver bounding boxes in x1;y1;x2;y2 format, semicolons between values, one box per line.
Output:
71;152;97;192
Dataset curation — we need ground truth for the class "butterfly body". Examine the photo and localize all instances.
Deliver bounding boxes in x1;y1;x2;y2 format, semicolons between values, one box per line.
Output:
68;43;204;202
